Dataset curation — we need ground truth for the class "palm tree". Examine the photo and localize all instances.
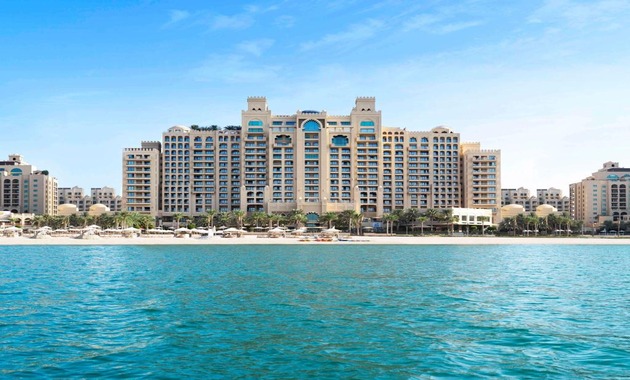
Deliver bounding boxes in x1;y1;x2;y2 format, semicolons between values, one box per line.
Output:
424;208;440;232
32;215;44;228
204;209;217;228
231;210;246;229
172;212;184;229
250;211;267;228
382;213;394;235
440;209;456;236
319;212;338;229
401;208;419;235
270;213;283;227
288;209;306;228
417;216;428;236
351;212;364;235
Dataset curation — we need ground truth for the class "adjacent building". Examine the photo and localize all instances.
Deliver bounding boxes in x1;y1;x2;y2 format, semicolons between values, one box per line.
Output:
122;141;161;216
0;154;58;215
570;161;629;227
123;97;501;223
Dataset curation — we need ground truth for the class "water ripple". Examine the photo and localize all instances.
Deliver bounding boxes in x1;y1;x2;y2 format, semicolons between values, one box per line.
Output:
1;244;629;378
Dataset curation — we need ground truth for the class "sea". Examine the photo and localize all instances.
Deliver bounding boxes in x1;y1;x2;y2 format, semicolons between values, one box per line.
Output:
1;244;629;379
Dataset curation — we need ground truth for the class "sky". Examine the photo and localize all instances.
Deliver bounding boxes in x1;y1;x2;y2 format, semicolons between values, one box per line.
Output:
1;0;629;195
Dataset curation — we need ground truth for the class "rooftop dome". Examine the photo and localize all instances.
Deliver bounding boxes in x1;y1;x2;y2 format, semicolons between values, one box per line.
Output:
502;204;525;210
88;203;110;216
536;204;558;217
58;204;78;216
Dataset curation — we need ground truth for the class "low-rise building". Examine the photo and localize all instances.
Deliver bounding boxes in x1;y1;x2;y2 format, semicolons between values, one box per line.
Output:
57;186;122;213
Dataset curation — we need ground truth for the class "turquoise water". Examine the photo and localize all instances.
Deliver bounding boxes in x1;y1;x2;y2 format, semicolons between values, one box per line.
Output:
1;245;629;379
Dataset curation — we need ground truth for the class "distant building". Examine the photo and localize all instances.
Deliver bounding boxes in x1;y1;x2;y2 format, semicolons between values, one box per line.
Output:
501;187;569;213
57;186;122;213
570;161;630;227
0;154;57;215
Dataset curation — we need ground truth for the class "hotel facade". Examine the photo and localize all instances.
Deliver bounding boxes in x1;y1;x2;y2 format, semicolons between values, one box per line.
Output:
0;154;58;215
570;161;630;227
123;97;501;222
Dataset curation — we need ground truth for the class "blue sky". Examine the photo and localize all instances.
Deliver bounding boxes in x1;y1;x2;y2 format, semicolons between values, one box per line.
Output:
1;0;629;195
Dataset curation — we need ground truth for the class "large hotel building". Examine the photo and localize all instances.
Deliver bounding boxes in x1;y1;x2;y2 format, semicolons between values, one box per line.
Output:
123;97;501;222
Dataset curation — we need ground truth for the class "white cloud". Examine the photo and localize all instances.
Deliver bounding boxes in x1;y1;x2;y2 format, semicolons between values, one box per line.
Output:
529;0;630;28
437;20;483;34
236;39;275;57
163;9;190;28
403;13;441;31
190;54;281;83
403;13;482;34
211;13;255;29
274;15;295;28
300;19;385;51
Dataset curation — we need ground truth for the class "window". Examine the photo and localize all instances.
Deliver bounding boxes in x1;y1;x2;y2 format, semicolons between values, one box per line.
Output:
248;120;263;126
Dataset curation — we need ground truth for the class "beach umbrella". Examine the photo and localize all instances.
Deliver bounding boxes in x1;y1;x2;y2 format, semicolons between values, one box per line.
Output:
174;227;191;233
87;225;102;229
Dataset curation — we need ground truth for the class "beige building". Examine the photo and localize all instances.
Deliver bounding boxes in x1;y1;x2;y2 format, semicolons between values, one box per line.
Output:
501;187;569;213
122;141;161;216
124;97;501;222
58;186;122;213
570;161;630;227
0;154;57;215
460;143;501;215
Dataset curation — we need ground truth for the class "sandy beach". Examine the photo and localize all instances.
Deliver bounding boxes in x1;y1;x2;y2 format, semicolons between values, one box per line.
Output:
1;235;629;246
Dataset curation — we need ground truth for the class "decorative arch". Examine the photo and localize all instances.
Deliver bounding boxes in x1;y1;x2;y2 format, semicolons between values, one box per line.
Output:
303;120;321;132
332;135;349;146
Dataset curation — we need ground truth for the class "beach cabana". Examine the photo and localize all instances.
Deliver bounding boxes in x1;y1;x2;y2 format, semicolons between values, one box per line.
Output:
267;227;286;238
321;227;341;237
174;227;192;238
223;227;244;238
121;227;140;238
2;226;22;237
33;227;52;239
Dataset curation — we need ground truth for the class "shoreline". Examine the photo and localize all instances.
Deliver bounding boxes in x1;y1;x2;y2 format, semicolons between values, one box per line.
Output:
1;235;629;246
